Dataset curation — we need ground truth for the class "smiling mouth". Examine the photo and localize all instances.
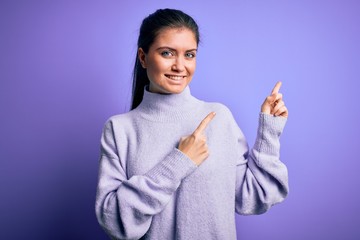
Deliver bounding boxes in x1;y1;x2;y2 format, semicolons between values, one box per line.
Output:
165;74;186;80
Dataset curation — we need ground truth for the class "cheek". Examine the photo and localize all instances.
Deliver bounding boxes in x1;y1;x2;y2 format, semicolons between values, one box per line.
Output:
149;57;171;73
188;61;196;74
146;58;172;84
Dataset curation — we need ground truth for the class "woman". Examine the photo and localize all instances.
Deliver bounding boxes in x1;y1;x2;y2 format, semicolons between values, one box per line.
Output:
95;8;289;240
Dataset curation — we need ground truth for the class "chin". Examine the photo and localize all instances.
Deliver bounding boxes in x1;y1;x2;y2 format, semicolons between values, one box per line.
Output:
165;84;187;94
150;80;190;94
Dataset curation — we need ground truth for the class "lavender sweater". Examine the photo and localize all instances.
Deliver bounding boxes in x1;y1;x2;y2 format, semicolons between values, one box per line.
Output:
95;86;288;240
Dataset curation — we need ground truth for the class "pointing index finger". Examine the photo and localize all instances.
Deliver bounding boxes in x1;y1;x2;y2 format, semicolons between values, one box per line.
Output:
271;81;282;94
193;112;216;135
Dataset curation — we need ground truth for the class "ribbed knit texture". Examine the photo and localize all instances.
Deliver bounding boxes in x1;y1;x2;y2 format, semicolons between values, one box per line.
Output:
95;85;289;240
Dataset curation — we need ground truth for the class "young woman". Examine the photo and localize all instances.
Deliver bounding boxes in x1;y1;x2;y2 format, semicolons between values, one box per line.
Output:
95;8;289;240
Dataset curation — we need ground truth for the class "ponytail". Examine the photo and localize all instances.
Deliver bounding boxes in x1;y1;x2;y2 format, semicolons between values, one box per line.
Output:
131;57;149;110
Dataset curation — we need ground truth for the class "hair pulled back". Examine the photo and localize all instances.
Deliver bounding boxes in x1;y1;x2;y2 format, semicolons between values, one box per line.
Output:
131;8;200;110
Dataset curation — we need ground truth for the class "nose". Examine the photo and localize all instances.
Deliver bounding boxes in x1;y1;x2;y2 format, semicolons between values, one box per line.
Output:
171;56;185;72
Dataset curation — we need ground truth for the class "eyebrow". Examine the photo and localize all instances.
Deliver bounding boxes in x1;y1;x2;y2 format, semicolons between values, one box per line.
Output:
156;46;198;52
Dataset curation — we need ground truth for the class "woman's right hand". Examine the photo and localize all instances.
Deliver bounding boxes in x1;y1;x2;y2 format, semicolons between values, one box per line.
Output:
178;112;216;166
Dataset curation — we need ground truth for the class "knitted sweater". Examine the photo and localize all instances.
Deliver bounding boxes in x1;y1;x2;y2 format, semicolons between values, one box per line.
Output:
95;85;288;240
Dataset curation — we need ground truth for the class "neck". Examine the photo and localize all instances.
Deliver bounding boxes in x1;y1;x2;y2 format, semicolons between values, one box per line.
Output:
135;85;201;122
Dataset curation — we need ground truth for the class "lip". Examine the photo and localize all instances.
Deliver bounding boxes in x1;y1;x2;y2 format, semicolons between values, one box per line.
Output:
164;74;187;83
165;74;187;78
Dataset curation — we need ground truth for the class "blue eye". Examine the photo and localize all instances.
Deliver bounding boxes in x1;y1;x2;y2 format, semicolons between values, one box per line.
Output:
161;51;173;57
185;52;196;58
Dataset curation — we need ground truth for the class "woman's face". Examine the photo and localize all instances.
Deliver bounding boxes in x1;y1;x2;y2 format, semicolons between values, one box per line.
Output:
138;28;197;94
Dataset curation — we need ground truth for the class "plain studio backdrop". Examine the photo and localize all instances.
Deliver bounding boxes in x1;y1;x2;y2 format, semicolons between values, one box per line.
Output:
1;0;359;239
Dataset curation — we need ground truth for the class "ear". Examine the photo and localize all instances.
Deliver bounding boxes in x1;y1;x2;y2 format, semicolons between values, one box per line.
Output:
138;48;147;68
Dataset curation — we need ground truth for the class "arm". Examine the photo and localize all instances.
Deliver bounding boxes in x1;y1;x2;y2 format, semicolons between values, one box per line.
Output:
95;119;197;239
235;113;289;215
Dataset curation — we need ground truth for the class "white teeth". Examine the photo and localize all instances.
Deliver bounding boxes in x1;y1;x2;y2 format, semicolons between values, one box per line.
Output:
166;75;184;80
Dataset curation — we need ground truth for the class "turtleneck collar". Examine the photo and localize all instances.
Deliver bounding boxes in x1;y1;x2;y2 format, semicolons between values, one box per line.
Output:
135;85;202;122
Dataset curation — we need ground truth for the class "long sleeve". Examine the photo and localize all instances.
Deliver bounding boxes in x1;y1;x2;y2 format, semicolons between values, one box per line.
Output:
235;113;289;215
95;119;197;240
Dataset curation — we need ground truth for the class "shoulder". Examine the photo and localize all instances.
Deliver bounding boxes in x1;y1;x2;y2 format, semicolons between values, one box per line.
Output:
201;101;235;121
102;110;138;132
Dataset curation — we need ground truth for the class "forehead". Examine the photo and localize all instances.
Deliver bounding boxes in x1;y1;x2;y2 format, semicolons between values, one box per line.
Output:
152;28;197;50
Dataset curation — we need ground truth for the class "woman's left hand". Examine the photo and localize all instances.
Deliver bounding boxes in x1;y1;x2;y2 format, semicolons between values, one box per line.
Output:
261;81;288;118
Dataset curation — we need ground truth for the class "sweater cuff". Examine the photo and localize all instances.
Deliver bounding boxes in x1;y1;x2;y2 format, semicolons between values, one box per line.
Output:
145;148;197;186
253;113;287;156
258;113;287;137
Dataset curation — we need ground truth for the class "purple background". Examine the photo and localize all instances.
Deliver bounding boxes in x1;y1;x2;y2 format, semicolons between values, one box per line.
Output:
1;0;359;239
